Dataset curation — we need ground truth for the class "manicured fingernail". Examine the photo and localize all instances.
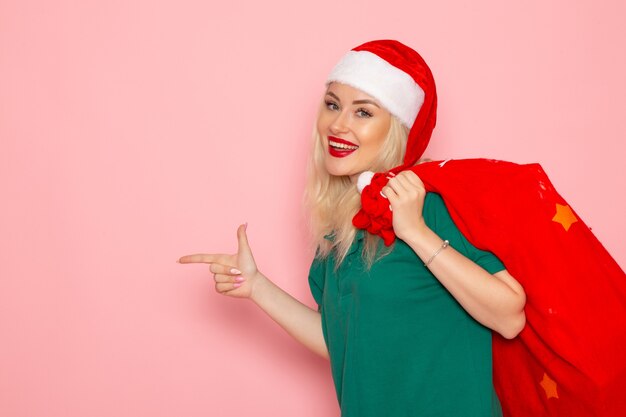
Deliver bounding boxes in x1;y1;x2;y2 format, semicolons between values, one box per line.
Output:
233;283;242;288
234;276;245;282
230;268;242;274
244;222;248;231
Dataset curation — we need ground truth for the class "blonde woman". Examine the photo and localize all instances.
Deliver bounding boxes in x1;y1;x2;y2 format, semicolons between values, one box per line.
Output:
179;40;526;417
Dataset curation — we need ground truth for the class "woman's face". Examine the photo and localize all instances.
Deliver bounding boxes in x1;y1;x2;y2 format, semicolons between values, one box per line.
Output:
317;82;392;182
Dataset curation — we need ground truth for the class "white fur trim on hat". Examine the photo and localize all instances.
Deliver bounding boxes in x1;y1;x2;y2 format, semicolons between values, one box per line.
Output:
326;51;424;128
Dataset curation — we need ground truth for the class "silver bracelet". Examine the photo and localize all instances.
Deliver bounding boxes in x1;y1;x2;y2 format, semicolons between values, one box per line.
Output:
424;239;450;266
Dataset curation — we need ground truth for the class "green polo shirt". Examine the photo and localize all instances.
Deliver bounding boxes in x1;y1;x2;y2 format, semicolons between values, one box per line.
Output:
308;193;505;417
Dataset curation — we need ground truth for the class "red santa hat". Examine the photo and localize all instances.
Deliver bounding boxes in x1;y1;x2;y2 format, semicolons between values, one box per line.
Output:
326;39;437;167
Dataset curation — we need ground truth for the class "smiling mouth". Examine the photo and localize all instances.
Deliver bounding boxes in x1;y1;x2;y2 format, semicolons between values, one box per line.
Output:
328;136;359;157
329;139;358;150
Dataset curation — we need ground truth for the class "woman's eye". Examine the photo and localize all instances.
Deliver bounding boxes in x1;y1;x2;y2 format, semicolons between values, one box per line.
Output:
325;101;339;111
356;108;373;118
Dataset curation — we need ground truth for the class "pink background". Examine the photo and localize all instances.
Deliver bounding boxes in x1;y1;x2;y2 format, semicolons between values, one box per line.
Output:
1;0;624;416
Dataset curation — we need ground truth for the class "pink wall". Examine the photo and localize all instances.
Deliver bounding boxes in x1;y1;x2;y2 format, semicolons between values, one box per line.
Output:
1;0;624;415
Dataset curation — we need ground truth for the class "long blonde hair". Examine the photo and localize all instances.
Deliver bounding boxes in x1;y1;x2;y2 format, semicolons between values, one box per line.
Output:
304;115;409;268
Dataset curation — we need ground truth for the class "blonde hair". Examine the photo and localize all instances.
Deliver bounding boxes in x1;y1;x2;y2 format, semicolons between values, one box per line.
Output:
304;115;409;268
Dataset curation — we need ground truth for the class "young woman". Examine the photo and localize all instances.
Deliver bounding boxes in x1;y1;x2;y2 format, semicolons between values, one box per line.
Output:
179;40;526;417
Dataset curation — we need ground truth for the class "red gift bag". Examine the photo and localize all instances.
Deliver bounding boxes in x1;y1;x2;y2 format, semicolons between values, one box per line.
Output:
354;159;626;417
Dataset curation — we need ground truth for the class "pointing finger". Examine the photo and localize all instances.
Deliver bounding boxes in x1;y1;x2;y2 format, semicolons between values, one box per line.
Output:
178;253;231;264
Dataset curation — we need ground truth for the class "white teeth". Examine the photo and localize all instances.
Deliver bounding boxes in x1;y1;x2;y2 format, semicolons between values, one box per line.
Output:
329;140;358;150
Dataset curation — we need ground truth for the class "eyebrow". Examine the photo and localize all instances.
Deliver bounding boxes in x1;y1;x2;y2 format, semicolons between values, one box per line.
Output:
326;91;381;108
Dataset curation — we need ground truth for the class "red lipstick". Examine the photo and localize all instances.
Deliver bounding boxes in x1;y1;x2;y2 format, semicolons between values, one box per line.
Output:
328;136;359;158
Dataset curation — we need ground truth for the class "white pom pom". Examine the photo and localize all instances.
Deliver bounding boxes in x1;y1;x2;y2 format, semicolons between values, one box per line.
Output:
357;171;375;194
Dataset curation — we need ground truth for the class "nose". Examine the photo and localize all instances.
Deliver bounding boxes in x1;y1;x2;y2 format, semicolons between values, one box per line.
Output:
329;109;350;135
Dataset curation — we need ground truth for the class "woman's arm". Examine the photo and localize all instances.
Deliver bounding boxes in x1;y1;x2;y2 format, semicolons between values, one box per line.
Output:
250;272;328;358
179;224;329;359
402;226;526;339
383;172;526;339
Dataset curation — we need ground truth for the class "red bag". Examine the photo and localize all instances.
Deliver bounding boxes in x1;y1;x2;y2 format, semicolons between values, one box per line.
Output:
354;159;626;417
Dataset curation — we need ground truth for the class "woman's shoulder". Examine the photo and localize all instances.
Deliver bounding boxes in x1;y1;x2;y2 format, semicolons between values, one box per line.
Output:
424;191;444;204
423;192;448;218
422;192;461;235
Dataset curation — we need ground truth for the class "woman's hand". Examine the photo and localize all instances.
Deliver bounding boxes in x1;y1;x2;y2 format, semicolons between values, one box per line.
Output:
382;170;429;241
178;224;330;357
178;224;262;299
